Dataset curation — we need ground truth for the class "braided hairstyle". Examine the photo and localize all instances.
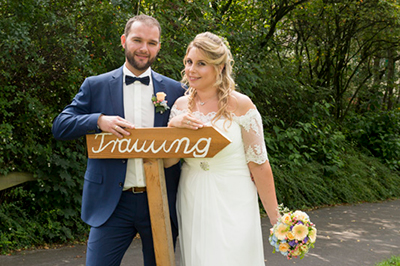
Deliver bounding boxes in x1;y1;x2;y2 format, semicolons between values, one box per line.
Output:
181;32;235;123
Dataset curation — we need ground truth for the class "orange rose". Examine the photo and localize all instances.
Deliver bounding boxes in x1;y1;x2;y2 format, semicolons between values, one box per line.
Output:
279;242;290;253
156;92;166;102
286;231;295;241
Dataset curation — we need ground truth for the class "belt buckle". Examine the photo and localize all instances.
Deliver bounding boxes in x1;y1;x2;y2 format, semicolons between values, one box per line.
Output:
133;187;146;194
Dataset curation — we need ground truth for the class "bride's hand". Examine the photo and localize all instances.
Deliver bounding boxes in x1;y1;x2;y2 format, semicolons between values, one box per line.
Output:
168;113;204;130
269;213;281;226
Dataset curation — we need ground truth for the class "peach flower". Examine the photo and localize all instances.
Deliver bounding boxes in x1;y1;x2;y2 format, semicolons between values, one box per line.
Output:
275;223;289;240
293;224;308;240
156;92;166;102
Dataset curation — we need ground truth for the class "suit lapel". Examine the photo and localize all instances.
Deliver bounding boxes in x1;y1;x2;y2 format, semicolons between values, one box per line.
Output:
109;67;124;117
152;71;167;127
108;68;168;126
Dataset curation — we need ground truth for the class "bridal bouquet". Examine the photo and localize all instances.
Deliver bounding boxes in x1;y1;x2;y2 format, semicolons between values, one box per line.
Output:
269;205;317;260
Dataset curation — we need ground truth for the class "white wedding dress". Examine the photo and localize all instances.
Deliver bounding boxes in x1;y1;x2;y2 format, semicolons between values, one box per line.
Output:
171;106;269;266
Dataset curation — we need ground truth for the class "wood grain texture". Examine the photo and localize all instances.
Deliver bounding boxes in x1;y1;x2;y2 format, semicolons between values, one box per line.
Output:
86;126;231;159
144;158;175;266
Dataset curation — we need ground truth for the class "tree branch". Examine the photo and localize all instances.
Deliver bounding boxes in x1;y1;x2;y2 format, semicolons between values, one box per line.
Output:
261;0;310;48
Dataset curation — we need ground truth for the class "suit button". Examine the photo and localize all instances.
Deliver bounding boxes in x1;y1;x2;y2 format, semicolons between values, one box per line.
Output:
122;160;127;164
119;182;123;187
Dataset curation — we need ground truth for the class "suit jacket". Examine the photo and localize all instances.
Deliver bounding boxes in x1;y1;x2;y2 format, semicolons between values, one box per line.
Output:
52;66;185;228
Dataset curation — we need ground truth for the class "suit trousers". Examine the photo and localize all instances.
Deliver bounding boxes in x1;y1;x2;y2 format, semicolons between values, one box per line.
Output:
85;190;178;266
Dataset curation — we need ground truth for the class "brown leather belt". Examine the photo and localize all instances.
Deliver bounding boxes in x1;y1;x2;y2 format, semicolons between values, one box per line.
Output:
125;187;147;193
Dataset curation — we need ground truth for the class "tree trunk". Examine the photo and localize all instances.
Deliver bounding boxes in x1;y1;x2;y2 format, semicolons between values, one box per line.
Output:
385;48;395;110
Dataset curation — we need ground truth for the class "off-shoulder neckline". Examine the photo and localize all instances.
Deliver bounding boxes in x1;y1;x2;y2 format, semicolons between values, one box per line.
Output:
171;106;258;118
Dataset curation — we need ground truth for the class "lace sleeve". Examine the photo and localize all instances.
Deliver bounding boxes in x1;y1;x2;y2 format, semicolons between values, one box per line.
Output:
169;105;187;121
236;108;269;164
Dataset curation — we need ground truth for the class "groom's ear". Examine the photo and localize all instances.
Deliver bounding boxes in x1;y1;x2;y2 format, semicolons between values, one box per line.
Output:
121;34;126;49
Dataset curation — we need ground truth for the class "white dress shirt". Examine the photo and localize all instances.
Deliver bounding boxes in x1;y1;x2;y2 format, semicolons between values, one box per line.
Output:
123;64;155;189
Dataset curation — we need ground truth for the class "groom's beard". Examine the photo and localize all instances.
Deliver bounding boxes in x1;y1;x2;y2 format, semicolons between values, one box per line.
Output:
125;50;156;71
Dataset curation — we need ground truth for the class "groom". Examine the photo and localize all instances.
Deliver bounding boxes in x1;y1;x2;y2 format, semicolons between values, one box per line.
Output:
52;15;185;266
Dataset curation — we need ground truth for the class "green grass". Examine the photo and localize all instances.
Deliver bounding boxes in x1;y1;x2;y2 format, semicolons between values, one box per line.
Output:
375;256;400;266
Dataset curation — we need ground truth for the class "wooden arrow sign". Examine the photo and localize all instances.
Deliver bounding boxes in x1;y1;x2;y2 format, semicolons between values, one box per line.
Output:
85;126;231;266
86;126;231;159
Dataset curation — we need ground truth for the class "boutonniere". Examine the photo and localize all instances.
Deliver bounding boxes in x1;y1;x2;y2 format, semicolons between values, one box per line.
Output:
152;92;170;114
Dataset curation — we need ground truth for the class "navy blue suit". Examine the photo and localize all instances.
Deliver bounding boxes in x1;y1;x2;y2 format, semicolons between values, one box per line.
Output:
52;66;185;265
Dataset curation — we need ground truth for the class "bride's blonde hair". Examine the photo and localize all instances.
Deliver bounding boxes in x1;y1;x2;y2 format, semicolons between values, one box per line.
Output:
181;32;235;123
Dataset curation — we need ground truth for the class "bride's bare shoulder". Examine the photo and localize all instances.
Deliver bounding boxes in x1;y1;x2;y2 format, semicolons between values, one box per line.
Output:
173;96;189;110
229;91;256;116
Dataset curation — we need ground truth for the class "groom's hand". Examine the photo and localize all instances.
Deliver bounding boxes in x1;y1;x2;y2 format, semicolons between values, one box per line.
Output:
97;114;135;138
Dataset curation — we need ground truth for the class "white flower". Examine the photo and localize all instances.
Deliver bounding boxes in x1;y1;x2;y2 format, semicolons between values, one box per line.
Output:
309;227;317;243
293;210;309;222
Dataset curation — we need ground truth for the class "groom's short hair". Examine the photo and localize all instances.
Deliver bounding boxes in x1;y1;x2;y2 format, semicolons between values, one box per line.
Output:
124;15;161;40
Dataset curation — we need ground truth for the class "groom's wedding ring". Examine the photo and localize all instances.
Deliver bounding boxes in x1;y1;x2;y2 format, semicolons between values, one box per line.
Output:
187;120;190;125
115;125;118;130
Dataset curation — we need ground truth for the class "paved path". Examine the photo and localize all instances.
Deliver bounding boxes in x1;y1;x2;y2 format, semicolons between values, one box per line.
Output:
1;199;399;266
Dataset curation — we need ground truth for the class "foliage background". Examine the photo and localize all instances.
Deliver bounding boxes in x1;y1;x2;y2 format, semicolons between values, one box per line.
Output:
1;0;399;253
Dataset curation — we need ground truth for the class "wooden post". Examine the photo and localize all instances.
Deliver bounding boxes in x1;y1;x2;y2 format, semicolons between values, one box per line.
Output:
143;158;175;266
86;127;230;266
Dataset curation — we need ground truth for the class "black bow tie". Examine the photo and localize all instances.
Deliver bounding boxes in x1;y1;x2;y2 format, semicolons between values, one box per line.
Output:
125;75;150;86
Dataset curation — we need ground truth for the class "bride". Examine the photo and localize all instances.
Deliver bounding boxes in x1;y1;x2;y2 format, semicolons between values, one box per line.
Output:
165;32;280;266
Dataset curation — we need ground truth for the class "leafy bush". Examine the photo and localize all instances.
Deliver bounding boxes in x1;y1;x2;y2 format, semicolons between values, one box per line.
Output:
345;110;400;171
0;187;88;252
1;0;399;254
271;148;400;210
0;0;127;252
